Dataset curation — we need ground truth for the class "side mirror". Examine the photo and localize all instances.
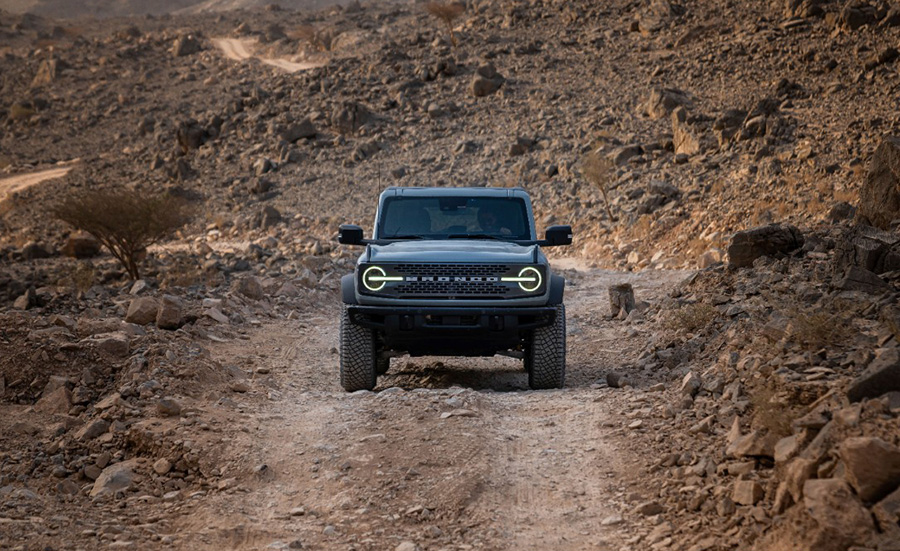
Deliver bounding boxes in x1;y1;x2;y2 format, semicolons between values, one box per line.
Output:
338;224;365;245
542;225;573;246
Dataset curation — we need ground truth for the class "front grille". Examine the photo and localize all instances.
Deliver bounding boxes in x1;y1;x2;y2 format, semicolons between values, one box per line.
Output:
393;263;510;298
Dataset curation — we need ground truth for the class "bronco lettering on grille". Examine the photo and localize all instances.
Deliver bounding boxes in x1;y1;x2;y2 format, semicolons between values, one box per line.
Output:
403;276;500;282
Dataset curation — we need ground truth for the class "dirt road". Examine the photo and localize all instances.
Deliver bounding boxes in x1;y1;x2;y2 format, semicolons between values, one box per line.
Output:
160;267;688;550
211;37;326;72
0;166;72;202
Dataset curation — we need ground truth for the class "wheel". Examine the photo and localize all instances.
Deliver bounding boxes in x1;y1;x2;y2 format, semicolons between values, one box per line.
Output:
527;304;566;389
376;356;390;375
340;305;377;391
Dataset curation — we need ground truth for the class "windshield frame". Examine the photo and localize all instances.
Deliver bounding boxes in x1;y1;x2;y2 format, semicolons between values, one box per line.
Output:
375;195;534;241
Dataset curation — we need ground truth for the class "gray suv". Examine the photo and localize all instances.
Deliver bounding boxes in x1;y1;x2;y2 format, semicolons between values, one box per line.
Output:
337;187;572;391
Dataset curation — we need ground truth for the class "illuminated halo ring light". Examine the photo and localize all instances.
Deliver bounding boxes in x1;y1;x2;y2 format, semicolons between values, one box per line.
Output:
501;266;542;292
362;266;402;291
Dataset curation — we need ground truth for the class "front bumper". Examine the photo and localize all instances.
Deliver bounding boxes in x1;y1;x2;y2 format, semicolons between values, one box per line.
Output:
346;305;557;356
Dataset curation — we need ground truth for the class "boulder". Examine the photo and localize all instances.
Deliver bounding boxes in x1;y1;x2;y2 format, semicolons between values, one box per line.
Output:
858;136;900;230
836;265;891;293
155;295;184;330
125;297;159;325
640;87;693;119
726;430;778;459
833;224;900;276
172;34;202;57
331;101;372;134
839;437;900;502
671;107;711;156
90;459;139;497
470;63;504;97
156;397;182;418
34;387;72;415
608;283;635;317
90;332;130;357
61;232;101;258
280;118;317;142
232;276;264;300
75;419;110;441
872;485;900;534
733;480;764;505
847;348;900;403
727;224;804;268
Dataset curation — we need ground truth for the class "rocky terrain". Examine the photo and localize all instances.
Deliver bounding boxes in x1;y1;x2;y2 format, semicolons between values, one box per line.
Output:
1;0;899;550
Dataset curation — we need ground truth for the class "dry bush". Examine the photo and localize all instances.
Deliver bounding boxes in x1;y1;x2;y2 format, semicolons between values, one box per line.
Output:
580;151;616;222
51;189;192;280
9;104;36;121
750;385;799;438
425;2;466;47
294;24;336;52
785;310;850;351
57;262;96;294
664;302;718;333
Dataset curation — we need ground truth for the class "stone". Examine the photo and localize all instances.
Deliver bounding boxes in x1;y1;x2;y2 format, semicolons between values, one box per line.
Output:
20;241;51;260
726;430;778;459
839;437;900;502
172;34;202;57
671;106;710;156
608;144;643;166
34;387;72;415
281;118;317;142
95;393;122;410
153;458;172;475
261;205;282;228
125;297;159;325
75;419;110;441
680;371;702;397
847;348;900;402
872;485;900;534
733;480;764;505
858;136;900;230
635;501;665;516
470;63;504;97
157;398;182;418
608;283;635;317
13;288;35;310
836;265;891;294
640;87;693;119
90;459;138;497
232;276;265;300
833;224;900;277
802;479;874;548
91;332;130;357
205;308;229;323
83;464;102;480
31;58;57;87
395;543;418;551
156;295;183;330
774;434;802;464
331;101;372;134
727;224;804;268
61;232;101;258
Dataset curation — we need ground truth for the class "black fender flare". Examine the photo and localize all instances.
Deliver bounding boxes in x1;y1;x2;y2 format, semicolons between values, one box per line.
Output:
548;274;565;305
341;273;357;304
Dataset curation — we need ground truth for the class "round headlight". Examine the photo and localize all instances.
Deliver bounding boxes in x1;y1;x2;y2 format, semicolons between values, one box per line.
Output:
517;266;542;292
503;266;542;292
362;266;388;291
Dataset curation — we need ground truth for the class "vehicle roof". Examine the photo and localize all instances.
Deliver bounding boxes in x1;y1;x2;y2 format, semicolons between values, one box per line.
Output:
379;186;530;199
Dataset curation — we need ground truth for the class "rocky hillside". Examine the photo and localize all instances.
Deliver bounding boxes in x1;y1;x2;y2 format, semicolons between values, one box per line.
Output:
0;0;899;550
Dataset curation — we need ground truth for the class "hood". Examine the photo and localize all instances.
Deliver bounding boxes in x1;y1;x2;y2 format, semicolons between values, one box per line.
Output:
367;240;538;264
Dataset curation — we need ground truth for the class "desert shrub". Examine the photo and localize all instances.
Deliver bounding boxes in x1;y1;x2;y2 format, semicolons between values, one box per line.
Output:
786;310;849;351
51;189;192;280
425;2;466;47
58;261;96;294
294;24;337;52
9;104;36;121
664;302;718;333
580;151;616;222
750;385;799;438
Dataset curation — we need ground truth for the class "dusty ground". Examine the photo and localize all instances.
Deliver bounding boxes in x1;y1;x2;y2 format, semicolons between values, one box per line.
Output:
0;265;687;550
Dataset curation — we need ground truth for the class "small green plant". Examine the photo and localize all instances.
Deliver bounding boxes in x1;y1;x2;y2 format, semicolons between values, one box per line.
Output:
663;302;718;333
580;151;616;222
425;2;466;47
51;189;192;280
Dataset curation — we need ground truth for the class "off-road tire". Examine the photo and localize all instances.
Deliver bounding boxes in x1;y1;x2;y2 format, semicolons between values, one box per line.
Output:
340;305;377;391
527;304;566;389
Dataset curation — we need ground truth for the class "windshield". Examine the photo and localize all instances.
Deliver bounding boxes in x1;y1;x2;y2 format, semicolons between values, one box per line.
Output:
378;196;531;240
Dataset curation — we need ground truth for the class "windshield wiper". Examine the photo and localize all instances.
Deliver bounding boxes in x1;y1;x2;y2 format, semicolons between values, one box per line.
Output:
446;234;511;241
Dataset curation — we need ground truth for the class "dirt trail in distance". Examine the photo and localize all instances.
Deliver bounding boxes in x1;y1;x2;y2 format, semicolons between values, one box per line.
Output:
164;266;688;550
211;37;326;72
0;166;73;202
